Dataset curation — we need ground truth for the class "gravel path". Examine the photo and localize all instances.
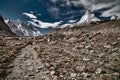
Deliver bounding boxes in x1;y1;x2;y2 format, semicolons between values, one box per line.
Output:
5;45;50;80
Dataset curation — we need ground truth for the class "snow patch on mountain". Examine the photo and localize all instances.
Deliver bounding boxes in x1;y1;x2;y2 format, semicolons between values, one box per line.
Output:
68;20;77;23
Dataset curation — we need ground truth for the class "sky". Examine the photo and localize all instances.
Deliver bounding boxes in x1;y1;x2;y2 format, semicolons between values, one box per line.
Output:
0;0;120;23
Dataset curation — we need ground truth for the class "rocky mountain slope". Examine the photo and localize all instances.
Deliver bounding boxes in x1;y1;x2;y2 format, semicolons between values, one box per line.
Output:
0;19;120;80
0;15;16;37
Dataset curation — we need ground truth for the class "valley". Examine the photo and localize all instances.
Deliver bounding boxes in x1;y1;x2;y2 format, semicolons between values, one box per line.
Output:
0;19;120;80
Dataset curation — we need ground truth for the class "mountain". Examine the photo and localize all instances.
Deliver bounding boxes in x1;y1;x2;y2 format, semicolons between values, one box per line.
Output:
110;15;119;20
0;15;16;37
5;19;41;37
0;16;120;80
59;10;101;28
77;10;100;25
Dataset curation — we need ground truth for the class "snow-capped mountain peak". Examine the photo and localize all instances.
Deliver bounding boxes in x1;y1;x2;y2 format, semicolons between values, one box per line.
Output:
5;19;41;37
78;10;100;25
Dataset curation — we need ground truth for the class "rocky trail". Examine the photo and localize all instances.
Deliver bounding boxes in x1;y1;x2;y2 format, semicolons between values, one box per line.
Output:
5;45;50;80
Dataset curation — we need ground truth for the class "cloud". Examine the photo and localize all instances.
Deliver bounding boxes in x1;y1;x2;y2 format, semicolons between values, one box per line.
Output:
47;6;60;19
72;0;120;17
49;0;120;18
101;5;120;17
70;0;117;11
50;0;57;4
23;10;62;28
38;14;41;16
90;2;116;11
30;19;62;28
30;11;34;14
50;0;72;6
68;20;77;23
23;12;37;19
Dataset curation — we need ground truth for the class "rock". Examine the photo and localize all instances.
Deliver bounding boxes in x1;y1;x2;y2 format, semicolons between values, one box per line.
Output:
45;63;51;68
67;37;78;42
27;66;34;71
0;40;6;46
112;72;119;76
0;69;6;76
112;42;117;45
76;66;85;72
32;42;36;45
38;39;44;42
76;45;84;49
18;38;22;40
36;66;43;72
83;57;90;61
26;62;32;66
73;45;84;51
51;71;55;75
86;66;96;73
81;49;88;54
117;38;120;40
25;75;29;79
98;61;104;65
60;75;64;78
85;45;92;50
111;52;119;57
44;71;50;74
52;75;58;80
70;73;77;78
112;48;119;52
8;64;14;68
90;50;94;54
98;53;105;58
104;44;111;49
4;37;14;40
47;38;51;42
37;66;43;70
93;60;98;64
72;47;76;51
95;68;102;74
50;41;57;45
81;72;90;78
1;57;7;62
102;74;112;80
80;44;84;48
104;63;115;71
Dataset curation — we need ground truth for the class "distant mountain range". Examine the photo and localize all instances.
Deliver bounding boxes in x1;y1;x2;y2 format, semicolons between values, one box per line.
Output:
5;19;41;37
0;10;119;37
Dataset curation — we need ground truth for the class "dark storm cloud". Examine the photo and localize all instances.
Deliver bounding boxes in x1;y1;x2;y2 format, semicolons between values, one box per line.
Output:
49;0;120;18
